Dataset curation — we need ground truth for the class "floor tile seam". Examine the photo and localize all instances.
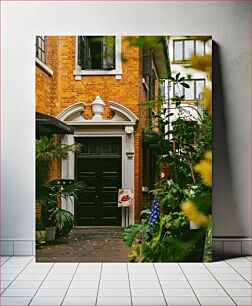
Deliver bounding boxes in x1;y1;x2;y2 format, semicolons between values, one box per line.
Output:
0;256;11;266
226;258;251;263
225;263;252;269
60;262;80;306
203;262;238;305
224;260;252;286
217;280;252;288
0;256;36;298
153;262;170;306
127;262;135;306
27;261;55;306
178;263;202;306
94;262;103;306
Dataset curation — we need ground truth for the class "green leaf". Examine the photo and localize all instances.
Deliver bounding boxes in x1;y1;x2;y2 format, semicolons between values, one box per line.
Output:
180;82;190;88
123;224;151;247
165;113;174;118
175;72;180;80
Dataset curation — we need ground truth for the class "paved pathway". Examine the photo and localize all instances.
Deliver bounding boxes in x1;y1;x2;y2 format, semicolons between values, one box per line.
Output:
36;227;132;262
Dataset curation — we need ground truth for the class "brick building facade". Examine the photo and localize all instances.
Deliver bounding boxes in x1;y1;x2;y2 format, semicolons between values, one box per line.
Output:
36;36;169;226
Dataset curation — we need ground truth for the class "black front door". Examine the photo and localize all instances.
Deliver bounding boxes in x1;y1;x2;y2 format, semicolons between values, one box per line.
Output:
75;137;122;226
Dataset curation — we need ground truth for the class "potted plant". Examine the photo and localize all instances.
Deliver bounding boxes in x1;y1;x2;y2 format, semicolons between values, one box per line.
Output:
36;136;83;240
45;224;56;242
36;222;47;243
37;179;82;241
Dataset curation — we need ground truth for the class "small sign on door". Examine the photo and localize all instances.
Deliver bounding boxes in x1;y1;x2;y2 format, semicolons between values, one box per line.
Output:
118;188;134;207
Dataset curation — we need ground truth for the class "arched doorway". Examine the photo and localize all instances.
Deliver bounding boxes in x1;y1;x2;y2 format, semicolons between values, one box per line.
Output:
57;97;138;226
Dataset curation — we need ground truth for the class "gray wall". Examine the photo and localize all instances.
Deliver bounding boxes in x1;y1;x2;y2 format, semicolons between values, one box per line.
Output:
1;1;251;254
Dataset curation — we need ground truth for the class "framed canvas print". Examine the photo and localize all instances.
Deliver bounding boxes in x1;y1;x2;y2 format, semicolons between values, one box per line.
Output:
35;35;212;262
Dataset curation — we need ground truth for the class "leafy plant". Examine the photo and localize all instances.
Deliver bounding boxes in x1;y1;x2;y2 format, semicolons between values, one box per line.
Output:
124;65;212;262
36;222;46;231
160;212;189;235
49;207;75;237
123;224;152;247
36;136;83;236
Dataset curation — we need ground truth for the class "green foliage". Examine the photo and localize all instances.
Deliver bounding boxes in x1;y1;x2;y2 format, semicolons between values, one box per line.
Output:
153;182;189;212
123;224;152;247
160;212;189;235
124;70;212;262
196;113;212;159
127;224;205;262
193;193;212;216
36;223;46;231
36;136;81;162
49;207;75;237
172;118;199;145
203;218;212;262
36;136;83;236
125;36;165;49
36;180;83;210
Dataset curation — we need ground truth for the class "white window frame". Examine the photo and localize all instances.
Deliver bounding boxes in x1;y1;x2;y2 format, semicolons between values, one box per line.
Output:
35;57;53;76
35;36;53;76
74;36;122;80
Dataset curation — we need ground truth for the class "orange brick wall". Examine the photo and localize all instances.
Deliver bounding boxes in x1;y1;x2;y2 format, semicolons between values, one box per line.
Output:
36;36;150;223
36;36;59;115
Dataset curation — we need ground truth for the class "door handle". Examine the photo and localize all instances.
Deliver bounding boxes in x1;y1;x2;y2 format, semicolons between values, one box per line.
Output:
95;195;99;198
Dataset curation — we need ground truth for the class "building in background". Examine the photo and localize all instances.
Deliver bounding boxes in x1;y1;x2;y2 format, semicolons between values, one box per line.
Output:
165;36;212;137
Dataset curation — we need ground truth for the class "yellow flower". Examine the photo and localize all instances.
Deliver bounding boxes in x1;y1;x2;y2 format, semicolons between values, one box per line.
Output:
128;250;138;261
204;88;212;114
195;151;212;187
191;55;212;80
181;200;209;227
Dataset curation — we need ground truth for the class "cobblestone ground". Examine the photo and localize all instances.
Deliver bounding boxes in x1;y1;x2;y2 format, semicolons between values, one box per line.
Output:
36;227;132;262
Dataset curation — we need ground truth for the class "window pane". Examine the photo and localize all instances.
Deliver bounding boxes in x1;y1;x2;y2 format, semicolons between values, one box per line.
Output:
102;36;115;69
196;40;205;56
174;41;183;61
41;52;45;63
184;40;194;60
195;80;205;99
184;81;194;100
174;82;184;97
41;40;45;51
89;36;103;69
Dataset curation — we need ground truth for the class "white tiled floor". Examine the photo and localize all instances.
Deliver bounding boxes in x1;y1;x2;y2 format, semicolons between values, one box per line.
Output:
0;256;251;305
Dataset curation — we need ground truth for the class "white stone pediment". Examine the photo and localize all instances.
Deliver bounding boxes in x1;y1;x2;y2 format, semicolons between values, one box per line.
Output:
57;99;138;126
57;102;86;122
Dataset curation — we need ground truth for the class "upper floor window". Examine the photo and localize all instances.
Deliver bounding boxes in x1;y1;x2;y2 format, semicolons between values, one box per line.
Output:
173;39;205;62
36;36;46;63
173;79;205;101
74;36;122;80
78;36;115;70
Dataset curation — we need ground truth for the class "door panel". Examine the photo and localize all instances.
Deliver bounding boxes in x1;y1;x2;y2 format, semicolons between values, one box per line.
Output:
75;137;122;226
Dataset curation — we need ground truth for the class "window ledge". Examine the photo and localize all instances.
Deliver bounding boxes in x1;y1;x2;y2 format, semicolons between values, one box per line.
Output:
74;69;122;80
36;58;53;76
172;60;192;66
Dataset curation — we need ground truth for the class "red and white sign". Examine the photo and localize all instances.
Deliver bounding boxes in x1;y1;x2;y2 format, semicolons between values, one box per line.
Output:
118;189;134;207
